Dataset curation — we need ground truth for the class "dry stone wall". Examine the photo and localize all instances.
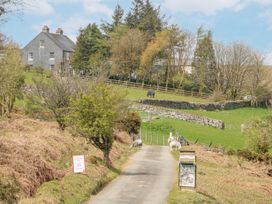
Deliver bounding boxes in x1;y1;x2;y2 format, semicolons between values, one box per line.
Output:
133;104;225;130
138;99;251;111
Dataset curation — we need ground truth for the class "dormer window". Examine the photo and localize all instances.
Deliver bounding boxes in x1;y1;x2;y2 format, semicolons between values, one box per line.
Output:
40;40;45;48
49;52;55;59
28;52;33;61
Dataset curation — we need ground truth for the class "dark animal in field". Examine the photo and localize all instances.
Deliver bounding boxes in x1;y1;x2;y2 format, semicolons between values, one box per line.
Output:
147;90;155;98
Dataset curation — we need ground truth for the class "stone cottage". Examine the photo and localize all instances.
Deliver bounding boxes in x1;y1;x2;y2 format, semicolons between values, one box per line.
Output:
22;25;75;74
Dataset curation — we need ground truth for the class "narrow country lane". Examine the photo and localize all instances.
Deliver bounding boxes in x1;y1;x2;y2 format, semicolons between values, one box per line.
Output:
87;145;176;204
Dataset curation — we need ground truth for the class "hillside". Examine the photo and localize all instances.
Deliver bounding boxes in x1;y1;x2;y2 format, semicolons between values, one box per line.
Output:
167;145;272;204
0;114;132;204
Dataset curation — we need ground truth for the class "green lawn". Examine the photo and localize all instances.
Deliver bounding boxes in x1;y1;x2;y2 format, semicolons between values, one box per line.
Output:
141;108;271;149
23;70;51;85
114;86;210;103
23;71;209;103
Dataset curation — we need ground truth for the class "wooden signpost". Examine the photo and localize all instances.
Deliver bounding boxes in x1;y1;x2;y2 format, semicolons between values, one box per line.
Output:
179;151;196;190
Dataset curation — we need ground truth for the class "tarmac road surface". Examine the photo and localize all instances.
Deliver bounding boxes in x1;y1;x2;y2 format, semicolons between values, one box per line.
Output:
87;145;176;204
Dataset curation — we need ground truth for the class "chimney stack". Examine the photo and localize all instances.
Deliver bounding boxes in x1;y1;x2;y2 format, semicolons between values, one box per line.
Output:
56;28;64;35
42;25;49;33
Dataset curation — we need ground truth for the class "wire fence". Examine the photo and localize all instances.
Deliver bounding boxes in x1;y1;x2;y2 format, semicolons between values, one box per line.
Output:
106;79;210;99
139;127;189;146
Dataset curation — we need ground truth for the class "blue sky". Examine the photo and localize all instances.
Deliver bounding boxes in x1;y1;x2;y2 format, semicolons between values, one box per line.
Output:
1;0;272;64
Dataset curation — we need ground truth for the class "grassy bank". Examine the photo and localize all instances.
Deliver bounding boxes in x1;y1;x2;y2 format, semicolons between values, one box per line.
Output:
0;114;134;204
167;146;272;204
19;149;135;204
140;108;271;149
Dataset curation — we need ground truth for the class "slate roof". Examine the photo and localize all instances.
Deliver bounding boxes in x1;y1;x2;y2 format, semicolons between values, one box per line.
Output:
43;32;75;52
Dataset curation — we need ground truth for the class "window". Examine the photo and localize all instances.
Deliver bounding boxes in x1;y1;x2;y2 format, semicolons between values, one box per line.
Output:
28;52;33;61
49;52;55;59
40;40;45;48
65;52;70;60
50;64;55;70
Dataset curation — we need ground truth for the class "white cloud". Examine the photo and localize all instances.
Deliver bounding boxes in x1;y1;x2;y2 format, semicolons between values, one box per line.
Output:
264;52;272;65
163;0;272;15
163;0;240;15
61;14;90;42
83;0;113;16
24;0;55;16
259;9;272;30
23;0;112;17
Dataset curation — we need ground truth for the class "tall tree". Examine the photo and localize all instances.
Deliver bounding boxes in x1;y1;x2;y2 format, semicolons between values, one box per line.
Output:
140;26;195;89
214;42;262;100
139;29;171;83
71;23;108;75
125;0;145;29
111;29;147;80
138;0;163;39
125;0;164;39
101;4;124;34
112;4;124;28
192;28;216;92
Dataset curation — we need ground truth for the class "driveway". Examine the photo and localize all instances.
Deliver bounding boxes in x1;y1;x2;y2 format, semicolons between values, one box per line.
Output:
87;145;176;204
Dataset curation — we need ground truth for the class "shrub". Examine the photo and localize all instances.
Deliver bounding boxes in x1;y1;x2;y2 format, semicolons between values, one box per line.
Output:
246;116;272;154
67;84;127;166
116;112;141;135
0;178;19;204
28;76;85;130
0;43;25;117
236;149;272;164
210;89;226;102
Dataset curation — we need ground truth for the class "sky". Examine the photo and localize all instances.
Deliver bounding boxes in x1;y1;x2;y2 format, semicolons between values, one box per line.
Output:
1;0;272;64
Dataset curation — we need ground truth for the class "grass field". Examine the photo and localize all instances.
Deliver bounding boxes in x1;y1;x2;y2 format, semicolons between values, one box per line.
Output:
23;71;209;103
140;108;271;149
116;86;209;103
21;71;271;150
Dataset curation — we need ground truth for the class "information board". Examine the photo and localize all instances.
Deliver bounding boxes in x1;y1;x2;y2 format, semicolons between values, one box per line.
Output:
73;155;85;173
179;163;196;188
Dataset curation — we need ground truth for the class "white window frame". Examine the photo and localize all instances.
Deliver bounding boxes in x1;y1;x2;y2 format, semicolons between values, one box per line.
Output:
40;40;45;48
28;52;34;61
49;52;55;60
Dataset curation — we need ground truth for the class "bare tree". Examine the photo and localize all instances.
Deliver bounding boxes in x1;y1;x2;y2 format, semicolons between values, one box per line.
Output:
28;76;88;130
0;0;24;22
111;29;147;81
171;30;195;89
214;42;260;100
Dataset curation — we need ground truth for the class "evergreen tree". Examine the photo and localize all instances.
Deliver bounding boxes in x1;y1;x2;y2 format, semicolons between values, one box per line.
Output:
192;28;216;92
113;4;124;28
138;0;163;39
125;0;163;39
125;0;145;29
101;4;124;33
71;23;108;75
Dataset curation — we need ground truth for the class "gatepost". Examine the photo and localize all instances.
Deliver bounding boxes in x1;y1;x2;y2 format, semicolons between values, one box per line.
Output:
179;151;196;191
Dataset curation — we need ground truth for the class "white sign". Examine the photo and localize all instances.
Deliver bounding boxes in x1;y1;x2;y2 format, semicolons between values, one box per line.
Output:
73;155;85;173
180;155;196;160
180;163;196;188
